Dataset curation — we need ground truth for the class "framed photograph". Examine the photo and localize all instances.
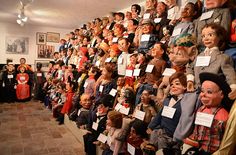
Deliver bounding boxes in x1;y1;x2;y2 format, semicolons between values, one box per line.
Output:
37;45;55;59
35;60;50;72
46;32;60;43
36;32;46;45
5;36;29;54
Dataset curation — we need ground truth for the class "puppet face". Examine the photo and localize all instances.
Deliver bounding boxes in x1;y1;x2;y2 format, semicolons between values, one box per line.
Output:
181;3;195;19
7;64;14;72
80;94;92;109
170;78;186;96
165;0;176;7
202;27;219;48
146;0;156;9
200;81;224;108
130;55;137;65
117;77;125;86
156;2;166;16
142;23;153;34
19;66;26;73
140;90;150;104
118;39;129;52
170;46;189;66
151;43;163;58
97;104;108;114
163;27;169;36
205;0;228;9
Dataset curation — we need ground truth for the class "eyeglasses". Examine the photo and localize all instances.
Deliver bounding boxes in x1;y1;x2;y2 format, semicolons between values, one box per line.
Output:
200;88;221;95
201;32;216;39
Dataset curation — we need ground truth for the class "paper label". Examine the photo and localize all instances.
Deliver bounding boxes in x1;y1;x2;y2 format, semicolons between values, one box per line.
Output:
84;82;88;88
7;75;13;79
141;34;150;42
154;18;162;23
20;76;25;81
92;122;98;130
120;106;130;115
114;103;122;111
195;56;211;66
167;7;175;19
127;143;136;155
125;70;133;77
97;134;108;143
162;68;176;76
112;37;118;43
99;85;104;92
145;64;154;73
77;77;81;83
37;73;42;77
118;56;123;64
172;28;182;36
161;106;176;119
123;35;128;38
95;60;100;67
200;10;214;21
143;13;150;19
133;69;141;76
134;110;145;121
195;112;214;128
105;58;112;63
109;88;117;97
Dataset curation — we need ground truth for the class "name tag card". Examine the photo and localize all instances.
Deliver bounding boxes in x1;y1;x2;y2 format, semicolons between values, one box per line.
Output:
77;77;81;83
118;57;123;64
195;56;211;66
112;37;118;43
20;76;25;80
127;143;136;155
92;122;98;130
84;82;88;88
126;70;133;77
145;64;154;73
134;110;145;121
105;58;112;62
143;13;150;19
195;112;214;128
114;103;122;111
167;7;175;19
160;40;166;44
109;88;117;97
172;28;182;36
107;136;112;146
120;106;130;115
97;133;108;143
123;35;128;38
95;60;100;67
141;34;150;42
99;85;104;92
37;73;42;77
154;18;162;23
162;68;176;76
133;69;141;76
200;10;214;21
161;106;176;119
7;75;13;79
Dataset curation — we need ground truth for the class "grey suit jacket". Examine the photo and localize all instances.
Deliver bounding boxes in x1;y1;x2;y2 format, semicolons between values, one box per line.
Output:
194;8;231;45
186;48;236;87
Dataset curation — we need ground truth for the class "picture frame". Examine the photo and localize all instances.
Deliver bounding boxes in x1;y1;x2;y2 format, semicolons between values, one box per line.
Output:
36;32;46;45
35;60;50;72
5;36;29;54
37;45;55;59
46;32;60;43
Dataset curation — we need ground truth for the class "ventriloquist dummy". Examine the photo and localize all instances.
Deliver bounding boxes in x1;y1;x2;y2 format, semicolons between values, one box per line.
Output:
187;23;236;100
193;0;231;48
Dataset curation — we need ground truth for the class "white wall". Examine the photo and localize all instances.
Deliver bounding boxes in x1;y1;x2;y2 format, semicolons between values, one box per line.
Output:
0;22;71;66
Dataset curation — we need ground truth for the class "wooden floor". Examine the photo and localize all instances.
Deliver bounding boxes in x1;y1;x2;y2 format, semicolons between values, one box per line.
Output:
0;101;84;155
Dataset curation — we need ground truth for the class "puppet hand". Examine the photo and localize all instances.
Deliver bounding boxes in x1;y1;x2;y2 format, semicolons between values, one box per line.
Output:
146;128;153;135
187;81;194;92
228;89;236;100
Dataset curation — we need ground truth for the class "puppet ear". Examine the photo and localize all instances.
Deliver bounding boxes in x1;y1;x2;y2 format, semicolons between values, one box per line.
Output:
187;45;198;61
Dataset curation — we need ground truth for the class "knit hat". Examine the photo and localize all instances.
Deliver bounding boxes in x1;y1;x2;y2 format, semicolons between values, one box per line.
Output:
174;33;196;47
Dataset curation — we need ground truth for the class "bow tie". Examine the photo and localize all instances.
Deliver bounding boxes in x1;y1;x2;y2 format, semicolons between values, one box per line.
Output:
168;94;178;101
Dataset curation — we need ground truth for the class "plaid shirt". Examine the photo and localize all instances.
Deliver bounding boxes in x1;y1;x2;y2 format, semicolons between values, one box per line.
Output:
188;106;228;153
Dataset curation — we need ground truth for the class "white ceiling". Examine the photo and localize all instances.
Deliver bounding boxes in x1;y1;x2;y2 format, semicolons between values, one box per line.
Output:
0;0;144;29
